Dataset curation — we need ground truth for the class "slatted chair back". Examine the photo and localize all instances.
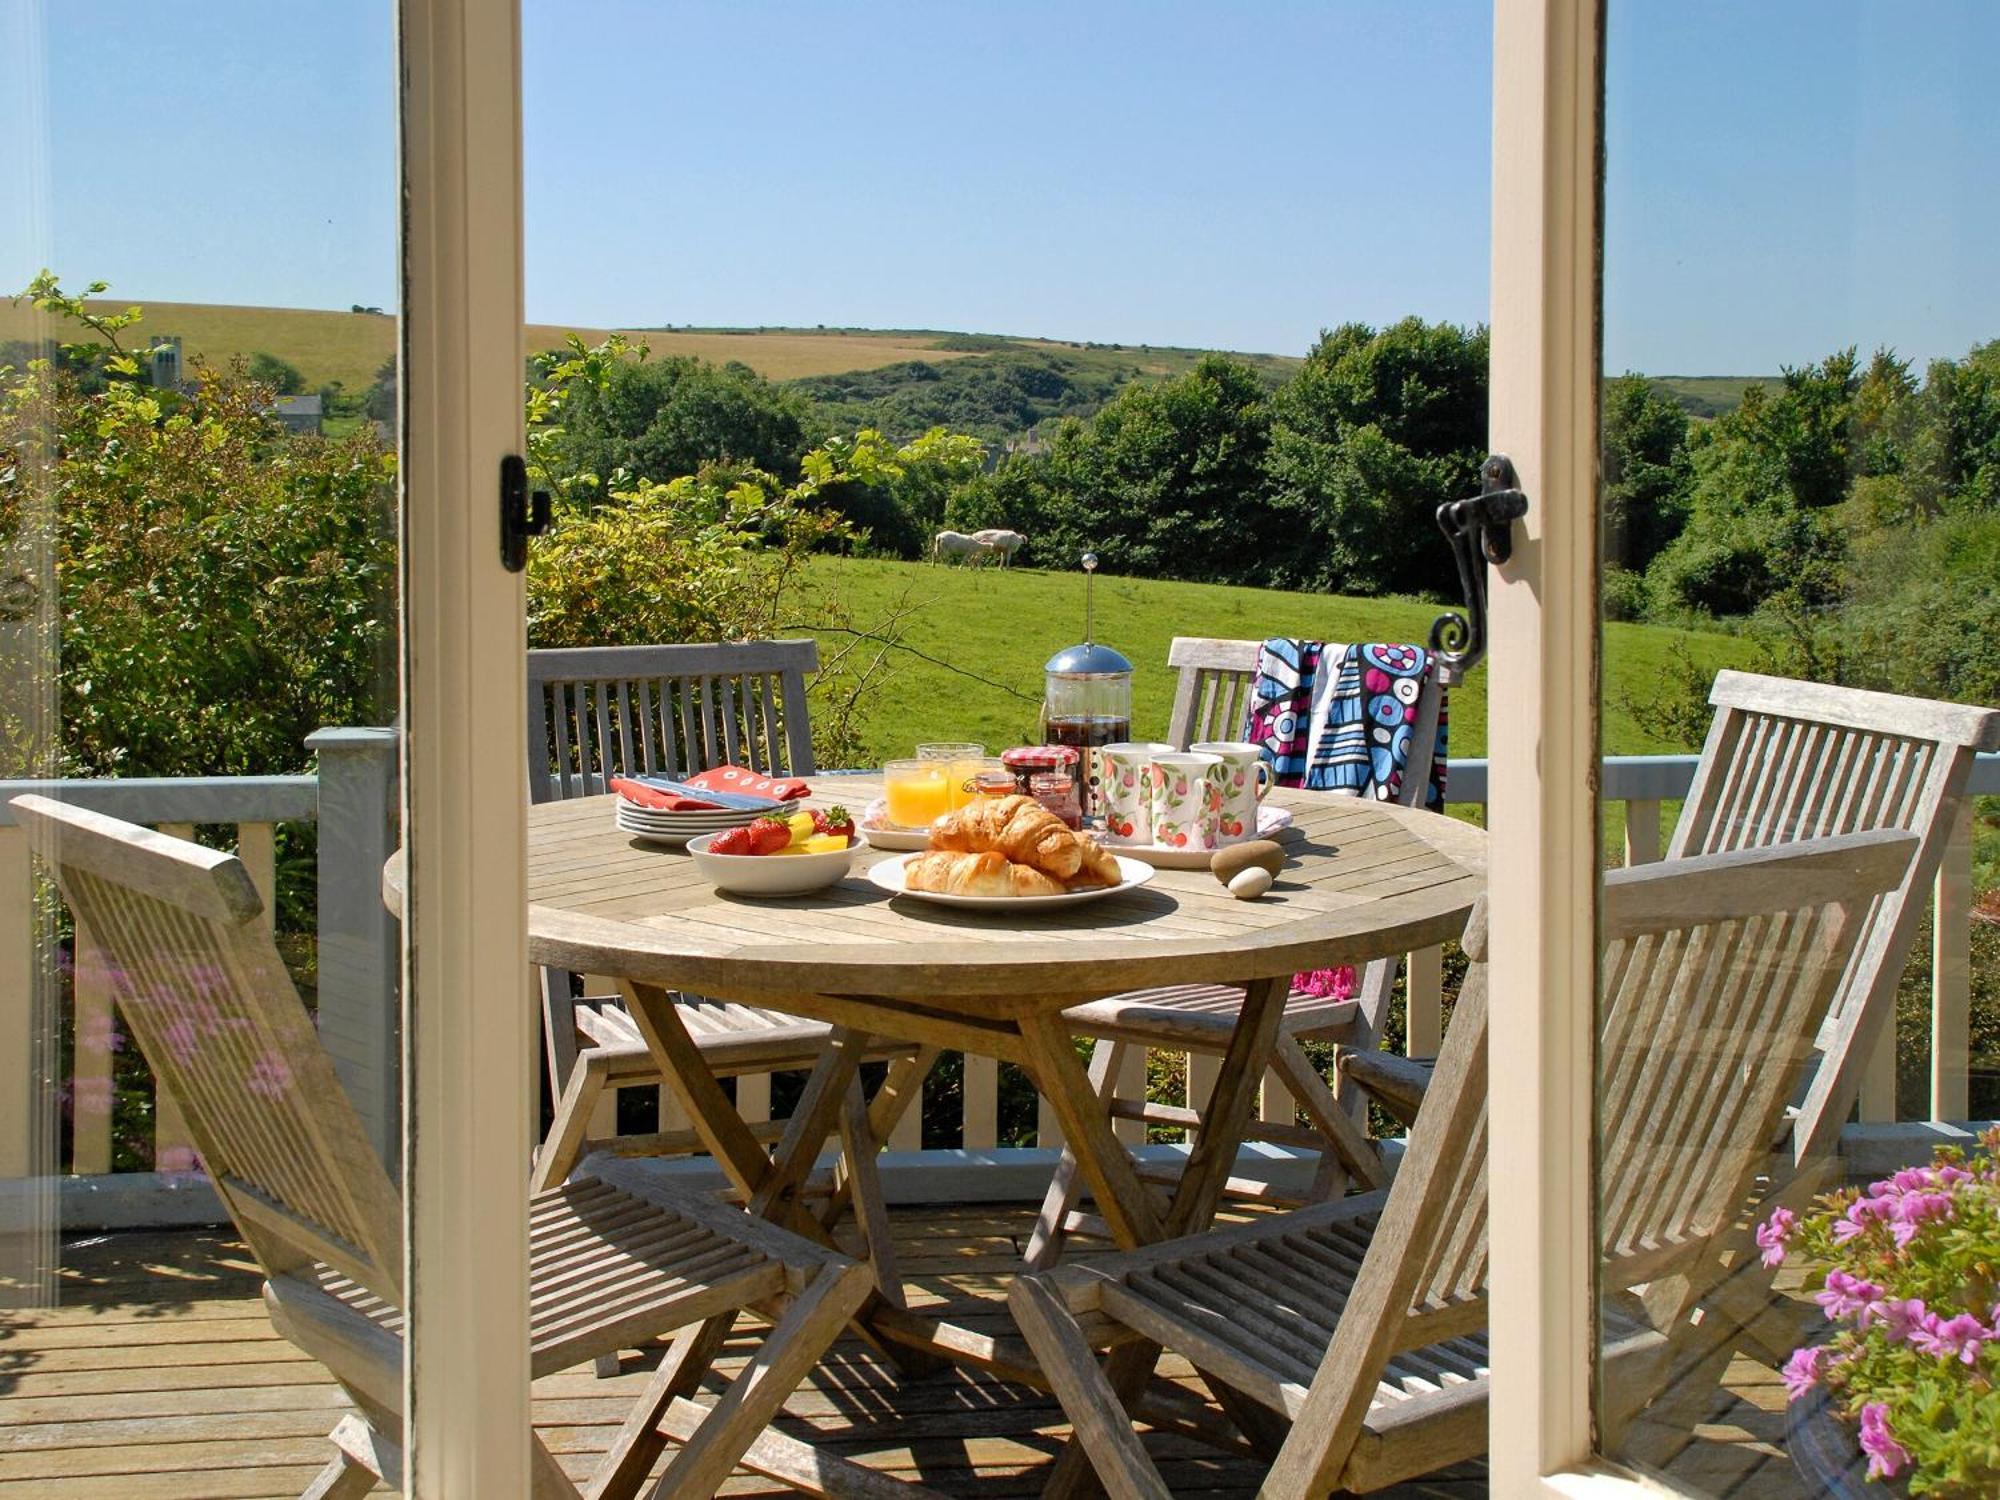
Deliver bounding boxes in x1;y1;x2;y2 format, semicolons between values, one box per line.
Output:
11;795;403;1303
1264;829;1916;1493
1667;671;2000;1161
527;639;818;804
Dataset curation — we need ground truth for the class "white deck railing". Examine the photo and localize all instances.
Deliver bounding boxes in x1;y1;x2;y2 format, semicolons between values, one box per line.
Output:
3;743;1994;1226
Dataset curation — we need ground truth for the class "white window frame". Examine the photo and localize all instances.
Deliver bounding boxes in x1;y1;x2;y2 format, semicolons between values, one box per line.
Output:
399;0;533;1492
1486;1;1698;1495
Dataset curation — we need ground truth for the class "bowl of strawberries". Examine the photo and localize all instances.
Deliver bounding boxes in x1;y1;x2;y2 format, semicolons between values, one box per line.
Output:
687;807;858;897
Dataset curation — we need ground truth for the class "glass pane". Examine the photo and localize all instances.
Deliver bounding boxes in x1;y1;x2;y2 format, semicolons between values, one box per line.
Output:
0;5;410;1491
1596;3;1999;1493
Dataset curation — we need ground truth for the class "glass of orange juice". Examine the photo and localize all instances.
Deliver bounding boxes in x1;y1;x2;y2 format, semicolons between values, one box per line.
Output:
883;758;953;828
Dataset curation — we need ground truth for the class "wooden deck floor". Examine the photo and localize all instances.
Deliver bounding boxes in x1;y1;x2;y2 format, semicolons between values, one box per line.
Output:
0;1204;1809;1498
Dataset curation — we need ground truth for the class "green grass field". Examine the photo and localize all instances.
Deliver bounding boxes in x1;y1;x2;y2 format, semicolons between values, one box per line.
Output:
794;557;1756;765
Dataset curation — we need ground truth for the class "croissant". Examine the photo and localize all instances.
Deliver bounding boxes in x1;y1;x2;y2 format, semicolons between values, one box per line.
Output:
1067;834;1122;890
903;849;1066;898
929;794;1083;878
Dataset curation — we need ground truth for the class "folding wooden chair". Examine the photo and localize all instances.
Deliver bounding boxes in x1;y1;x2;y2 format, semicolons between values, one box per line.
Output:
1342;671;2000;1158
1011;828;1915;1498
1026;636;1446;1267
13;794;880;1500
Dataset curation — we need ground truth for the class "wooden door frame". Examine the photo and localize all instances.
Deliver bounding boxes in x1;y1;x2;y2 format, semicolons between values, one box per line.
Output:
400;0;532;1492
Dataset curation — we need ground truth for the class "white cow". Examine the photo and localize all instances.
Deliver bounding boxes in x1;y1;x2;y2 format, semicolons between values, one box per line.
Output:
932;529;984;564
969;528;1026;566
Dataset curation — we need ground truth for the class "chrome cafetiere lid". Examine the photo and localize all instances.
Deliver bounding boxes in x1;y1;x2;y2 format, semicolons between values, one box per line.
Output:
1044;641;1132;677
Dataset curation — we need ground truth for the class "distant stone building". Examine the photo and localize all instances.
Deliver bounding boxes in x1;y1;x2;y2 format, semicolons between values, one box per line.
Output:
271;394;323;435
147;336;183;390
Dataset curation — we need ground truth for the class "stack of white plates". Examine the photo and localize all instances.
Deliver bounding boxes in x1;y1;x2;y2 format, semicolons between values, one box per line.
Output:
614;798;764;848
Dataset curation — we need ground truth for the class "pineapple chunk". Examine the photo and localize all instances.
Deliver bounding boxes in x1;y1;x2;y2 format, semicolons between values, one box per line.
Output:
801;833;848;855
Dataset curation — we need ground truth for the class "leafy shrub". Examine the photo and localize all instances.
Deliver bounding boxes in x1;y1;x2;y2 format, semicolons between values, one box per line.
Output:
3;275;396;779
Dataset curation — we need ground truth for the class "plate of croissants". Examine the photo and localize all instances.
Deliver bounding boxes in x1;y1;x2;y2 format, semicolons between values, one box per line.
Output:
866;794;1156;909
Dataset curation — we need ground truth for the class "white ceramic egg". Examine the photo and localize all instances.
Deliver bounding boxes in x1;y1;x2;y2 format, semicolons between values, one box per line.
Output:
1226;866;1274;901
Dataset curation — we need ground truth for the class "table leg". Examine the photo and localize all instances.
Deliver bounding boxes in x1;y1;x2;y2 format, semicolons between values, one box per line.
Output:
1033;975;1294;1499
1017;1015;1167;1250
1162;974;1290;1237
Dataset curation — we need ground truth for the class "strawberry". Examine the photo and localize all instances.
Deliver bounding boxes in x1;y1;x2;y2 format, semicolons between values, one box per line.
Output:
748;816;793;855
708;825;756;856
812;805;856;843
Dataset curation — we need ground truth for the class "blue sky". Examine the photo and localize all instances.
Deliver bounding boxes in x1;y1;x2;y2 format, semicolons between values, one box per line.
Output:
4;1;1996;373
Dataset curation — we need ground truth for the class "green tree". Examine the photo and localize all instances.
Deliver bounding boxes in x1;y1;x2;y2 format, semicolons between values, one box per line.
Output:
1645;355;1863;618
955;354;1275;581
247;351;306;396
546;349;816;500
1263;318;1488;595
1601;375;1691;574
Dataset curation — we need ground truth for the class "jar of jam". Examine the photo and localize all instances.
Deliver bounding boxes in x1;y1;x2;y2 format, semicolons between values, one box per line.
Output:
970;768;1017;799
1029;770;1082;829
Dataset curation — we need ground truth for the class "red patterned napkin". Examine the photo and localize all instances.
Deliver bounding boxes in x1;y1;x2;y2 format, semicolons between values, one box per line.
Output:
610;766;811;811
690;765;810;801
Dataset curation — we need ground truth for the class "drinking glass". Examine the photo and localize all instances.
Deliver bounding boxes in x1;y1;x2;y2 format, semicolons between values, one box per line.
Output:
883;758;953;828
950;755;1010;809
916;741;985;760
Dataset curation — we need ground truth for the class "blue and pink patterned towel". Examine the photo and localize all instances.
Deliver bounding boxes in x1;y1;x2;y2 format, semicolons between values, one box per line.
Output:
1242;640;1448;810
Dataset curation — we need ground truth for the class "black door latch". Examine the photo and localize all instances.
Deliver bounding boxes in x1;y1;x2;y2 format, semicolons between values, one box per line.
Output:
500;454;551;573
1428;453;1530;683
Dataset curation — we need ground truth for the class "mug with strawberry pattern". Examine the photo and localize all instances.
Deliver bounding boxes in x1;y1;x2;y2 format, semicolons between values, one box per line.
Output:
1189;740;1272;845
1097;742;1174;844
1144;752;1226;851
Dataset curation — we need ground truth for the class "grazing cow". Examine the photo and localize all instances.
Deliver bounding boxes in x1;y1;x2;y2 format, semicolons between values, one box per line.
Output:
969;528;1026;566
933;529;983;563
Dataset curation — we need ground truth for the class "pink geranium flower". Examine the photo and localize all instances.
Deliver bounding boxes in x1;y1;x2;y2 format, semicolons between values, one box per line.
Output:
1869;1297;1929;1344
1815;1269;1885;1322
1756;1206;1796;1268
1780;1344;1825;1402
1858;1403;1909;1480
1910;1312;1989;1366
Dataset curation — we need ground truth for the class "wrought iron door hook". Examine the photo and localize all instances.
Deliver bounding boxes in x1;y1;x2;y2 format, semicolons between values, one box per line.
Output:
1429;454;1529;684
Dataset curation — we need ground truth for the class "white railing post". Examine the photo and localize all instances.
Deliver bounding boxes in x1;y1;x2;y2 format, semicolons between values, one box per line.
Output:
306;728;401;1171
0;825;36;1179
1930;801;1973;1121
1622;798;1662;866
962;1053;998;1150
1406;946;1445;1057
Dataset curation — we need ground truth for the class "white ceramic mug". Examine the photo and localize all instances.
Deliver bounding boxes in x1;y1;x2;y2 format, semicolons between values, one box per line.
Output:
1190;740;1272;844
1097;742;1174;843
1145;752;1226;851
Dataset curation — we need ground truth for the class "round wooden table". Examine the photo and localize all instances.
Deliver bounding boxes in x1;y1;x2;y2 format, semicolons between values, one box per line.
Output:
514;780;1486;1381
527;781;1486;1004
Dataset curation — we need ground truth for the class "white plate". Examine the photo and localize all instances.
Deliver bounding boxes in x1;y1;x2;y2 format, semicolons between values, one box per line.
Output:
866;853;1156;910
1107;804;1294;869
858;824;934;852
618;813;754;830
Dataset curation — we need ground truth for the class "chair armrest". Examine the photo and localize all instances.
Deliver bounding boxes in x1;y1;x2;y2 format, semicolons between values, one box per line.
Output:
1336;1049;1436;1129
